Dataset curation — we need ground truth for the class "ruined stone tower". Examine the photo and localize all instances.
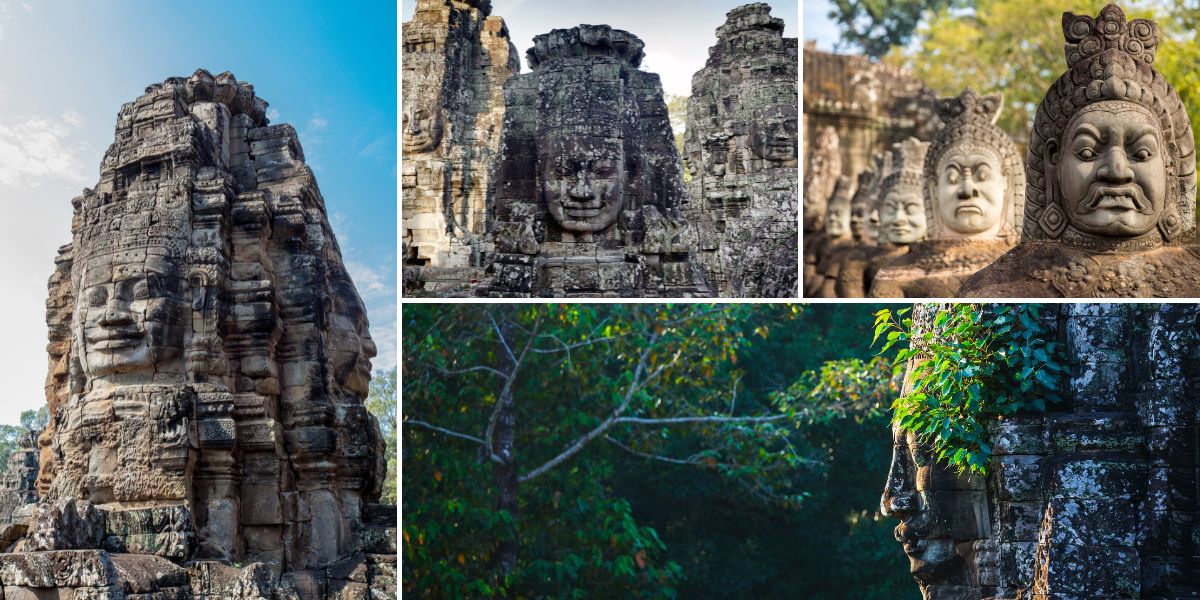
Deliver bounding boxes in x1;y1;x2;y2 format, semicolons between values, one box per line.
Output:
13;70;395;599
401;0;518;293
684;2;798;298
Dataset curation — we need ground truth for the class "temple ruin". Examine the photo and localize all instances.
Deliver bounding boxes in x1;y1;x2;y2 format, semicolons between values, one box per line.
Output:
7;70;396;599
684;2;799;297
885;303;1200;599
401;0;518;294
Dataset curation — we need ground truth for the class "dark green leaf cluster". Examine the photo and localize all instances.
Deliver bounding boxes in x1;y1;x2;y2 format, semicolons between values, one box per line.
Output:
873;304;1065;475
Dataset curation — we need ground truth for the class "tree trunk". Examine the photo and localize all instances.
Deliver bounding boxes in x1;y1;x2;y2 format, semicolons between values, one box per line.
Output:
492;313;519;598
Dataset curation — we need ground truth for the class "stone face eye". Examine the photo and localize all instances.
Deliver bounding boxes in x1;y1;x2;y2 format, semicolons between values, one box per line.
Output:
946;168;960;184
1077;147;1096;160
976;165;990;181
87;286;107;307
1132;148;1152;161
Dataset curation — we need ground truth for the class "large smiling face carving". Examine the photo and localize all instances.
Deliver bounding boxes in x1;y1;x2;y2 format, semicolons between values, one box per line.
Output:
540;135;625;234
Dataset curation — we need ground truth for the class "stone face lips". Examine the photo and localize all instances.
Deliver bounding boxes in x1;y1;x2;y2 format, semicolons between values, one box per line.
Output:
402;0;518;283
20;69;394;599
684;2;798;297
487;24;713;297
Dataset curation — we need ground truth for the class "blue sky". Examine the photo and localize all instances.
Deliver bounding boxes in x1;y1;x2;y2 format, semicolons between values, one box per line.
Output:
803;0;841;51
403;0;798;99
0;0;397;423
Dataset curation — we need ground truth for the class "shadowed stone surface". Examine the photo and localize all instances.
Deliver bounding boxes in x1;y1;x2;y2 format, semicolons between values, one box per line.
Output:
885;303;1200;599
959;4;1200;297
12;70;396;599
402;0;519;295
684;3;798;297
870;89;1025;297
486;25;713;297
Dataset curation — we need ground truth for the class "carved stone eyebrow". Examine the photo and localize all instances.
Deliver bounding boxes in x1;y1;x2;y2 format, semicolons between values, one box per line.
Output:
1070;122;1103;142
1126;126;1159;146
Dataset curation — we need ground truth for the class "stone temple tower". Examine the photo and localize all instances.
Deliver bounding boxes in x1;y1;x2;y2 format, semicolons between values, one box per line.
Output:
13;70;395;599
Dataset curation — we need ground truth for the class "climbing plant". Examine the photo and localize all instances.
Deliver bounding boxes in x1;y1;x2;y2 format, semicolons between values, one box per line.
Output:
873;304;1066;475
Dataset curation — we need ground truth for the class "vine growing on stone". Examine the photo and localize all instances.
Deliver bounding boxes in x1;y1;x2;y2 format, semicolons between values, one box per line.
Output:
873;304;1066;475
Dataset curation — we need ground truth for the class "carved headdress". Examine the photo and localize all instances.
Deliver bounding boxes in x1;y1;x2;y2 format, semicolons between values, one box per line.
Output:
880;137;928;201
1024;4;1196;244
923;88;1026;242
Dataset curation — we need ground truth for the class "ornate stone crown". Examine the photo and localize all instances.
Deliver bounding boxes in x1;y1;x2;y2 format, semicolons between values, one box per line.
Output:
1024;3;1195;245
880;138;928;197
923;88;1025;242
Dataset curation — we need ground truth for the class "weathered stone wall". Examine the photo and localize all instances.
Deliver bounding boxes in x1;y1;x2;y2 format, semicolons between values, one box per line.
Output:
402;0;518;292
886;303;1200;599
16;70;396;599
802;44;940;185
684;3;798;297
486;25;712;297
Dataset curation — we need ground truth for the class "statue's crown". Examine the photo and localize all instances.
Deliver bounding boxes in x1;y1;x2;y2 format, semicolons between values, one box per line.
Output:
935;88;1001;128
1063;3;1158;68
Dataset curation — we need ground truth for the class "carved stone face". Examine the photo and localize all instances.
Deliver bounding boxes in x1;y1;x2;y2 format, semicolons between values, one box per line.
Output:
882;426;987;586
751;115;798;163
402;104;444;154
866;207;881;242
827;201;850;238
1054;101;1166;237
936;145;1006;237
541;136;625;233
880;189;927;244
78;259;186;384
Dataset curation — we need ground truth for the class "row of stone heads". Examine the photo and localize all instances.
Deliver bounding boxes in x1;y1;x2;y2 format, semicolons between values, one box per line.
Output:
805;3;1199;298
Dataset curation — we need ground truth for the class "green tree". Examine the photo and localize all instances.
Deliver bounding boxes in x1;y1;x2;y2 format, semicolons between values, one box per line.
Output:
828;0;962;59
0;408;49;477
367;369;397;504
404;304;916;599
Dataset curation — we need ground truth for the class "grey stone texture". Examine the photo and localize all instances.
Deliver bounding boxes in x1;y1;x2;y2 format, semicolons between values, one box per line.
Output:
959;4;1200;297
486;25;713;297
12;70;396;599
402;0;519;294
869;89;1025;297
684;2;798;297
885;303;1200;599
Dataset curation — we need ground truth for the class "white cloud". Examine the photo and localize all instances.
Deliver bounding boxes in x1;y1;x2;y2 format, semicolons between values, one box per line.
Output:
0;110;90;187
308;115;328;131
640;50;697;99
346;259;391;298
266;107;281;122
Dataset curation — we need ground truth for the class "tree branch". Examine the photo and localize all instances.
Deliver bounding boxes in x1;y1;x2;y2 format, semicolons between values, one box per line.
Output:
604;435;703;466
614;414;789;426
518;333;660;483
404;419;487;446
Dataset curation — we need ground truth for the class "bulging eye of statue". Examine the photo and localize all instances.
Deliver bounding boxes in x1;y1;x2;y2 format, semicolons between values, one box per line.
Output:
975;164;991;181
945;167;960;185
592;160;616;177
1076;146;1097;161
1132;147;1153;161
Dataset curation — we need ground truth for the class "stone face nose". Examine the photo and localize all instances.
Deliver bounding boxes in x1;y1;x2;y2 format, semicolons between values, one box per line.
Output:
569;173;594;199
1098;148;1135;184
958;176;977;199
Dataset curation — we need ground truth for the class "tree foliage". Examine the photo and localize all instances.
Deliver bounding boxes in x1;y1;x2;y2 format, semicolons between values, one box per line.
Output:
366;369;397;504
404;304;917;598
874;305;1065;475
828;0;962;59
0;407;49;477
